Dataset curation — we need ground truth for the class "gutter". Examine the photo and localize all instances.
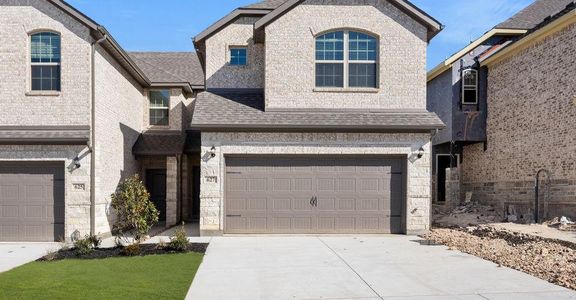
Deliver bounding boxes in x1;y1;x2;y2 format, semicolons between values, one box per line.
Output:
90;31;107;236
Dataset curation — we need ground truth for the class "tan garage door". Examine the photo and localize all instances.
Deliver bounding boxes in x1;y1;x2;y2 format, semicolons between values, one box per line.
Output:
0;163;65;242
225;156;405;234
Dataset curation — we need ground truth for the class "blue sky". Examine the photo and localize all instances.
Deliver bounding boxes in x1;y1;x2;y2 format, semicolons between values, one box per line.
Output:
67;0;533;70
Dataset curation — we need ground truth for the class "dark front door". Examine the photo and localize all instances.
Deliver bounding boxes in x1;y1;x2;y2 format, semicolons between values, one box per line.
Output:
146;169;167;221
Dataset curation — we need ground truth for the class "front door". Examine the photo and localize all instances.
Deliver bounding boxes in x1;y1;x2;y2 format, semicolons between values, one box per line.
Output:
146;169;167;221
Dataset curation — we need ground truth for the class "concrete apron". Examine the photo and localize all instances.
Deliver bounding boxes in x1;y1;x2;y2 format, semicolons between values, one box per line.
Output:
187;235;576;300
0;243;60;273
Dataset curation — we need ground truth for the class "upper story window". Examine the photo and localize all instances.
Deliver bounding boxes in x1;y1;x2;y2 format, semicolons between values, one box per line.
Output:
149;90;170;126
31;32;61;91
315;30;378;89
462;68;478;104
230;47;248;66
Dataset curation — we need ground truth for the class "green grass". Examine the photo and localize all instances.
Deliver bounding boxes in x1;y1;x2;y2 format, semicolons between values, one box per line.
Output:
0;253;204;300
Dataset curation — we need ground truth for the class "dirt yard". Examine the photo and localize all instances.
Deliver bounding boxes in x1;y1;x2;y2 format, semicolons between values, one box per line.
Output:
423;226;576;290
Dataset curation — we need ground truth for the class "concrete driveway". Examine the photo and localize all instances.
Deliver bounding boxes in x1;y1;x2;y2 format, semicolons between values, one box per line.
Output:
187;236;576;300
0;243;60;273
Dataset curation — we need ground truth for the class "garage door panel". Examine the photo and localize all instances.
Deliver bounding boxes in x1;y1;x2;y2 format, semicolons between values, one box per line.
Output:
225;156;405;234
0;163;64;242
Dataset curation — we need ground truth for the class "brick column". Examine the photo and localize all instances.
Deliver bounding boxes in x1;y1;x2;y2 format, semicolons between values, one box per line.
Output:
166;156;178;227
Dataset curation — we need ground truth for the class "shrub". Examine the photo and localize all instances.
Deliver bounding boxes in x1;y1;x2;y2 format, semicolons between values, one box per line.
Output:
110;175;159;243
87;234;102;248
122;243;141;256
169;224;189;252
74;236;95;255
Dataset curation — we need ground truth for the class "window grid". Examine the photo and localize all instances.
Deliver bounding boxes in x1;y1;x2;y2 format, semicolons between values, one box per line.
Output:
149;90;170;126
315;30;378;89
462;69;478;104
31;32;61;91
230;47;248;66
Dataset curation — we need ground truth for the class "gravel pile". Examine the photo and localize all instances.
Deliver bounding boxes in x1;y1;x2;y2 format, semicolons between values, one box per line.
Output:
423;226;576;290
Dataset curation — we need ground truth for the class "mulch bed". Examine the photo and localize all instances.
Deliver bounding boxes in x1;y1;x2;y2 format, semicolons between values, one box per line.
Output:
39;243;209;261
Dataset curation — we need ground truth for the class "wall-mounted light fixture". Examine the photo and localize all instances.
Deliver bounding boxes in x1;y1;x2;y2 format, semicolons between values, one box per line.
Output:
73;157;81;169
210;146;216;158
417;147;425;159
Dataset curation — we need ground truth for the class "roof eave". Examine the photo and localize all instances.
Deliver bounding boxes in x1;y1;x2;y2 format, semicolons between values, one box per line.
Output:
253;0;443;42
190;123;446;132
482;10;576;67
193;9;272;44
427;28;527;82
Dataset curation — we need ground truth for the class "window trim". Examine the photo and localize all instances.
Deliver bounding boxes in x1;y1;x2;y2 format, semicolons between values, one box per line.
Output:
229;46;248;66
314;29;379;90
148;89;171;127
29;30;62;93
461;68;478;105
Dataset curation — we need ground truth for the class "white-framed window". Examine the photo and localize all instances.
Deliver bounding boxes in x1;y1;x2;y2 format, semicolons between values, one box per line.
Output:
149;90;170;126
31;31;61;91
462;68;478;104
230;47;248;66
315;30;378;88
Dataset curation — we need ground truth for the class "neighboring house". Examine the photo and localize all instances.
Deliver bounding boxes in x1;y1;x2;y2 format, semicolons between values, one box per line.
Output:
191;0;443;235
0;0;203;242
427;0;576;220
0;0;444;242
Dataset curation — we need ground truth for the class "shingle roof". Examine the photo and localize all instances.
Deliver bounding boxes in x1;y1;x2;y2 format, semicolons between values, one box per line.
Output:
496;0;575;30
132;132;186;156
128;52;204;87
242;0;288;10
0;126;90;144
191;92;445;131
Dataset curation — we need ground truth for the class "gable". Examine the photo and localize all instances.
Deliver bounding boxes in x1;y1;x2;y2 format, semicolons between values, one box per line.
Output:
254;0;442;41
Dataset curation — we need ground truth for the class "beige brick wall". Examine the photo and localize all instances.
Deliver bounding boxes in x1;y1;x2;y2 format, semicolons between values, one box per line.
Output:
0;0;91;126
143;88;194;131
205;17;265;90
462;23;576;218
93;47;145;234
0;145;92;240
264;0;428;110
200;132;432;235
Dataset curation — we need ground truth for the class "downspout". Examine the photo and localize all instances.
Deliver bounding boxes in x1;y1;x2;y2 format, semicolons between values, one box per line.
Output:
90;32;107;236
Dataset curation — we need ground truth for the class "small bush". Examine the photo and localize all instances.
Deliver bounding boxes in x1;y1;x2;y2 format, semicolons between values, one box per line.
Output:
111;175;159;243
74;236;94;255
44;250;58;262
169;224;189;252
122;243;141;256
87;234;102;248
156;238;168;250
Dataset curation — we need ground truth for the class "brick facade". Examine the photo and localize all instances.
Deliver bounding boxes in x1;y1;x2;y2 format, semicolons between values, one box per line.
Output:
205;18;265;90
462;23;576;219
264;0;428;110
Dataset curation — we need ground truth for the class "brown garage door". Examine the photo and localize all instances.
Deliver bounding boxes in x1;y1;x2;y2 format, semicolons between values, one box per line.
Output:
225;156;405;234
0;163;65;242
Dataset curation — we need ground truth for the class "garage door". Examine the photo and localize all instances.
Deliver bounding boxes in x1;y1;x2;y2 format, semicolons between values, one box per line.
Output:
225;156;405;234
0;163;65;242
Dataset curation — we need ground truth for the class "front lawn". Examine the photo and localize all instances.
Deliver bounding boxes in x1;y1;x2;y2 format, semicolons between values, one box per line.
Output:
0;253;203;300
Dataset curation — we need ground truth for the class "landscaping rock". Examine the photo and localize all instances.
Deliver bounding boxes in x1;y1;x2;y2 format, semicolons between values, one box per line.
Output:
423;226;576;291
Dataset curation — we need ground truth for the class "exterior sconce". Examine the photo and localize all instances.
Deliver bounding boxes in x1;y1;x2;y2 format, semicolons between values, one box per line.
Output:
210;146;216;158
417;147;425;159
73;157;81;169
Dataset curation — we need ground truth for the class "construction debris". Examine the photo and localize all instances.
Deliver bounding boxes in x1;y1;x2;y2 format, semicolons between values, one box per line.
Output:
545;216;576;232
423;226;576;290
433;202;505;228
